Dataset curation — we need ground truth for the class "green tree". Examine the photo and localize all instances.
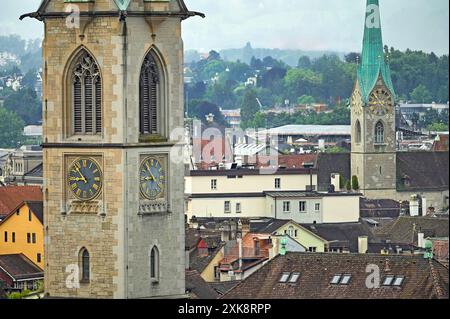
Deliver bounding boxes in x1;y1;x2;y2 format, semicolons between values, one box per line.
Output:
345;180;352;192
284;68;322;102
0;107;25;148
351;175;360;191
240;89;260;129
410;84;433;103
3;87;42;125
427;123;449;132
297;95;316;105
252;112;266;129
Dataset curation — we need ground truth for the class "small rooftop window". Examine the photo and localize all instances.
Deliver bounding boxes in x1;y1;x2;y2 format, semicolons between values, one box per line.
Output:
279;272;290;283
382;275;395;286
330;274;342;285
392;276;405;287
289;273;300;283
340;274;352;285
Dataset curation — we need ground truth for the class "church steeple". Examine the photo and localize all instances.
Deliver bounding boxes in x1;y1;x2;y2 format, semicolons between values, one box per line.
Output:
357;0;396;103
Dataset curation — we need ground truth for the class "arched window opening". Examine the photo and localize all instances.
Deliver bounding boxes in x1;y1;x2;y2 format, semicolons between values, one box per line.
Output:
375;121;384;144
70;50;102;135
150;246;160;282
140;51;163;136
355;120;362;144
80;248;90;282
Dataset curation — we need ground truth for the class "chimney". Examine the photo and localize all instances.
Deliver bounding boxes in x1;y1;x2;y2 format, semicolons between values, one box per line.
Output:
418;232;425;248
330;173;340;191
358;236;368;254
409;195;420;216
205;113;215;123
237;238;243;271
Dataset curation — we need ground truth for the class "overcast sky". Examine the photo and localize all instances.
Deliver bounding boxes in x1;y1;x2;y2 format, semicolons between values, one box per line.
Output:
2;0;448;54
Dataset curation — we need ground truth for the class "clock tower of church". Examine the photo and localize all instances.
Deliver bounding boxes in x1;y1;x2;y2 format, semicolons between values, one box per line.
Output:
351;0;397;197
22;0;203;298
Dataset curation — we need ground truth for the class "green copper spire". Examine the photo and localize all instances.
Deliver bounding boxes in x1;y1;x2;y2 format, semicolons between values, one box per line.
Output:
357;0;396;103
113;0;131;11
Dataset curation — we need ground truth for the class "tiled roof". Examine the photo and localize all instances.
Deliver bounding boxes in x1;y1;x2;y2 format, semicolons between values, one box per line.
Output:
316;153;351;191
397;152;449;191
209;281;241;296
0;254;43;280
0;186;42;216
374;216;449;245
360;198;406;218
27;201;43;224
301;222;378;252
24;163;43;178
223;253;449;299
250;219;290;234
185;270;219;299
189;244;223;274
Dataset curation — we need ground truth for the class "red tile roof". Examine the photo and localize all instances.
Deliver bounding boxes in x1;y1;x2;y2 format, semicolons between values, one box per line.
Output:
0;254;43;280
0;186;42;217
257;154;317;169
222;252;449;299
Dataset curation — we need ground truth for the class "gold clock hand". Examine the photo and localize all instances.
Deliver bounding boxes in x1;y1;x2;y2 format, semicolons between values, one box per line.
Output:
149;170;157;182
75;167;87;184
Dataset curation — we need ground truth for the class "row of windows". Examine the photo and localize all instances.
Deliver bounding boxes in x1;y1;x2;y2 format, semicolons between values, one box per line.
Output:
67;48;164;137
211;178;284;190
282;201;321;213
78;246;160;283
3;231;37;243
224;201;241;214
280;273;405;287
354;120;385;144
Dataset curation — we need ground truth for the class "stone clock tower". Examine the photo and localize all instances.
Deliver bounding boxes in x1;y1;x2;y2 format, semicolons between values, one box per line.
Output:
21;0;203;298
351;0;397;198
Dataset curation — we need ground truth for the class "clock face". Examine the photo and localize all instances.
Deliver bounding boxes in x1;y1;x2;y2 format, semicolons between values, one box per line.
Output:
68;158;102;201
351;89;363;116
369;88;393;116
140;157;166;200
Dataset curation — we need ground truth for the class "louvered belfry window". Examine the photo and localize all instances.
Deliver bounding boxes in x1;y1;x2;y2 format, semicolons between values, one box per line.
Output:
140;53;160;135
71;51;102;135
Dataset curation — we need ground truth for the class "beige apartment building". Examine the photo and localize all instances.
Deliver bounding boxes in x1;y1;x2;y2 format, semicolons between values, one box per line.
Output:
185;169;361;224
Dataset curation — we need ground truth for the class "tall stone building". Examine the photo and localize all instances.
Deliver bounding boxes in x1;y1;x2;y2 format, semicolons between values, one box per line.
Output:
21;0;203;298
351;0;397;199
349;0;448;208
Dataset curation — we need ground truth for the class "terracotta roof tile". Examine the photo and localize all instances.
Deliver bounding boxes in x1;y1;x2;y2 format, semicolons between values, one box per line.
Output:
223;253;449;299
0;186;42;216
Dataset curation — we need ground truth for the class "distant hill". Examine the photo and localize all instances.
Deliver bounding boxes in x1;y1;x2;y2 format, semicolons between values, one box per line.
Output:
185;42;346;66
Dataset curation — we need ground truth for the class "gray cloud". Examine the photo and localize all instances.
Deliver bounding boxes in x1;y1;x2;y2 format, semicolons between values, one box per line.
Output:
2;0;448;55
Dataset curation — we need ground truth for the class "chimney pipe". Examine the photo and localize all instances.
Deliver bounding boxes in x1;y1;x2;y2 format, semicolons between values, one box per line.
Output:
237;238;243;271
418;232;425;248
358;236;368;254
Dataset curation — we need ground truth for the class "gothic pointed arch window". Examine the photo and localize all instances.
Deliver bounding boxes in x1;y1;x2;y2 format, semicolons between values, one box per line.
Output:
150;246;160;282
375;121;384;144
69;49;102;135
140;50;165;137
79;247;90;283
355;120;362;144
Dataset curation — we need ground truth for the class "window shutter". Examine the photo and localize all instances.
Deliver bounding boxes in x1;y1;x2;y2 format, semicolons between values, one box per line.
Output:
71;50;101;135
73;77;82;134
150;79;158;134
84;75;93;133
95;77;102;133
140;53;160;135
141;72;150;134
